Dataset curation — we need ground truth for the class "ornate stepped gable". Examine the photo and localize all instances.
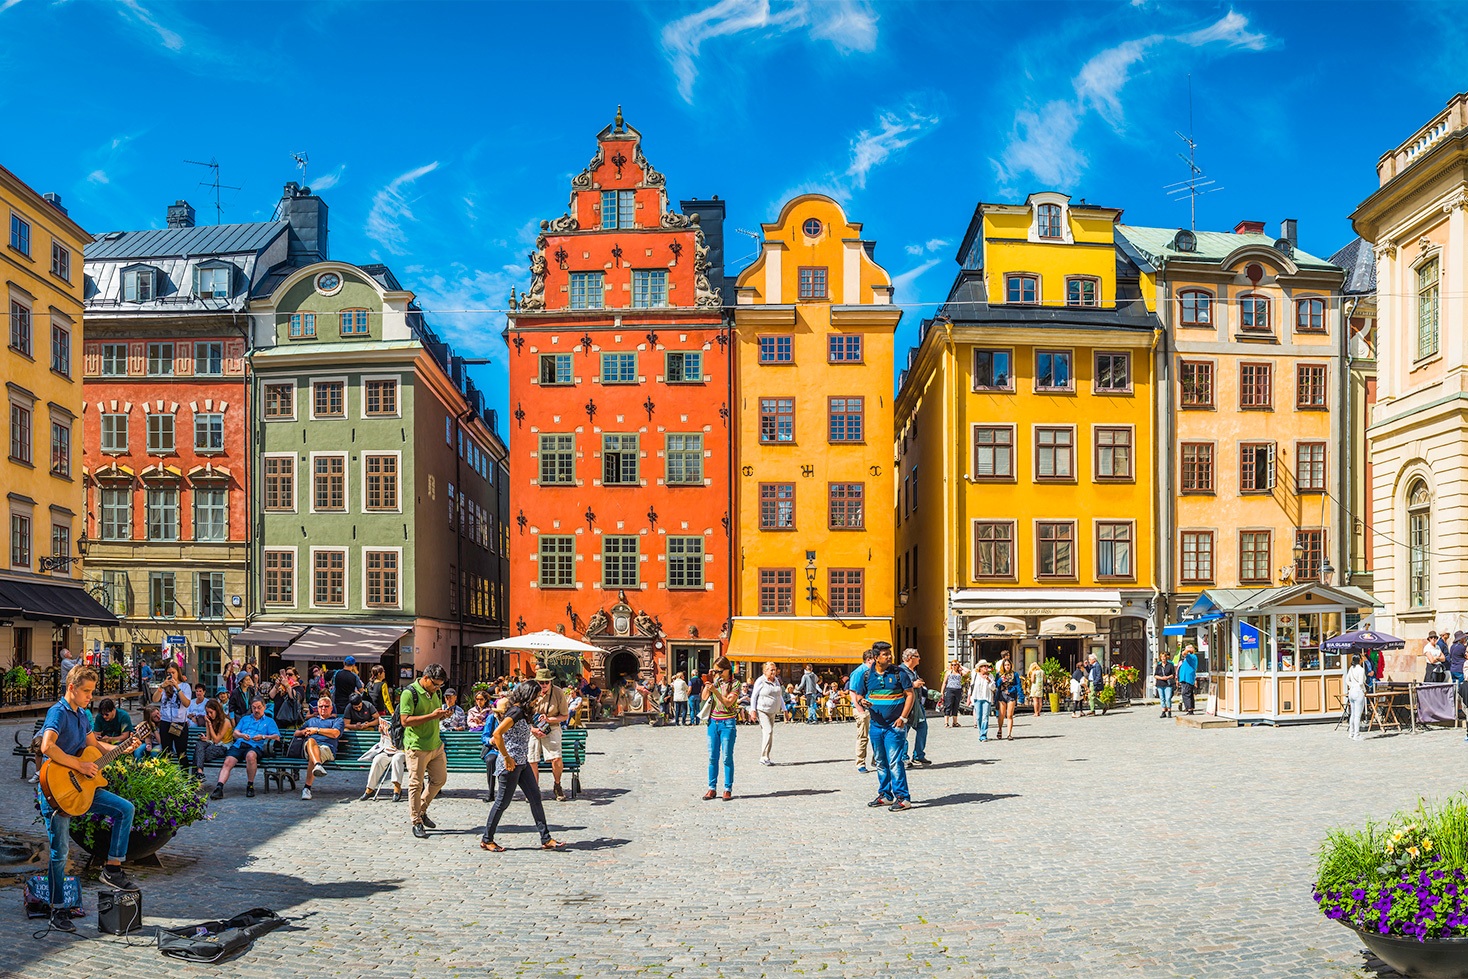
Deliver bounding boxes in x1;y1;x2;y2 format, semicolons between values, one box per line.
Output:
512;109;720;312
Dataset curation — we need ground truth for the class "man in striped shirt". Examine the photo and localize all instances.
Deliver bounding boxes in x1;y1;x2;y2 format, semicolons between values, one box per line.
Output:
852;642;914;811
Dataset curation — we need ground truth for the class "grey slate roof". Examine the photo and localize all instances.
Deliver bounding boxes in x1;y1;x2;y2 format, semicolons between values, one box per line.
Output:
86;221;287;261
1329;237;1376;295
936;269;1155;332
1117;225;1339;273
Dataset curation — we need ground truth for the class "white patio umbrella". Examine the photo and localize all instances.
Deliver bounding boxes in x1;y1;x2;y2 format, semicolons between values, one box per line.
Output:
474;630;600;653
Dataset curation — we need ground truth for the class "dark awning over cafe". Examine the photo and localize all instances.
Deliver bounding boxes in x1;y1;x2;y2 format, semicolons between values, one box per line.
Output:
0;578;117;626
277;625;410;662
230;623;310;648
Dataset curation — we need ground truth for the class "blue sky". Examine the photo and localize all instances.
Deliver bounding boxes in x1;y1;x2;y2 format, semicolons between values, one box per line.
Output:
1;1;1463;410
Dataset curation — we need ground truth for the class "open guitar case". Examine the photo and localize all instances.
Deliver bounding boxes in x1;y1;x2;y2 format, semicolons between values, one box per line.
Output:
156;907;287;963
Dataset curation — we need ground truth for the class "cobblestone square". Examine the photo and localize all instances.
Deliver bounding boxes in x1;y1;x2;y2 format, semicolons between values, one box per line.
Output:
0;708;1460;978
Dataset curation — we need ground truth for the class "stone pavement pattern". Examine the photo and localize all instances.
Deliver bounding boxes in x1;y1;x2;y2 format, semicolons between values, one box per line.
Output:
0;708;1459;978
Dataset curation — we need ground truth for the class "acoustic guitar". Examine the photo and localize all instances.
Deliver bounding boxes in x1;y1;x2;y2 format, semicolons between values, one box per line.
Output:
38;722;154;817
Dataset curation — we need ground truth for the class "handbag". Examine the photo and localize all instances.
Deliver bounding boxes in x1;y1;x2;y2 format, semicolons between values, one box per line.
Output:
167;722;186;738
698;689;715;722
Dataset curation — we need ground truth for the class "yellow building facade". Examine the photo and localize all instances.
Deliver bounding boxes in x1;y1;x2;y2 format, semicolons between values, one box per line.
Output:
1116;221;1348;686
1;165;114;670
895;193;1158;687
726;195;899;671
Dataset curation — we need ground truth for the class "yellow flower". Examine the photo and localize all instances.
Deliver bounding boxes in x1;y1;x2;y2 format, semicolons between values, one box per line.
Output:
1387;844;1395;854
1408;846;1420;858
1424;840;1435;852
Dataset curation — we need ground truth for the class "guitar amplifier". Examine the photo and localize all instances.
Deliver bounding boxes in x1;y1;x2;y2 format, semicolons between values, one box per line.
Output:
97;889;142;935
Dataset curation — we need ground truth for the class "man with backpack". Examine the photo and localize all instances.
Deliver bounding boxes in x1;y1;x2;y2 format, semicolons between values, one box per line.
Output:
398;664;451;839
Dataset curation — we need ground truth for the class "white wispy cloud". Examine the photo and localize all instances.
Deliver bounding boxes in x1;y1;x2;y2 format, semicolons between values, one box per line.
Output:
992;10;1269;191
660;0;877;103
905;238;950;257
412;263;520;365
891;259;941;299
117;0;184;51
847;105;940;189
310;164;346;192
87;170;109;185
366;162;440;256
1;0;25;13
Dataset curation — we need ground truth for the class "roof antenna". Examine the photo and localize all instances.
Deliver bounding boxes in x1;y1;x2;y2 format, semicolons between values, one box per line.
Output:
184;157;241;225
1162;75;1223;231
734;228;762;263
292;151;310;189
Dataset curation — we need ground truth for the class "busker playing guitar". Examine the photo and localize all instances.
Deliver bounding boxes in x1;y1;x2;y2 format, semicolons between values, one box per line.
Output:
36;665;141;933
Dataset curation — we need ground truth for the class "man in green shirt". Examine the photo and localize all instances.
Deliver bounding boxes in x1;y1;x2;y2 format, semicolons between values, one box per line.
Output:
91;699;133;745
400;663;450;839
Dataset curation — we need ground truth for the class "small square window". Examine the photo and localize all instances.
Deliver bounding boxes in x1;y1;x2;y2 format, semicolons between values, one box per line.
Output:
828;335;862;362
1006;274;1038;305
601;352;636;383
666;351;702;383
1035;350;1072;391
759;336;793;364
539;354;573;385
632;270;668;308
798;267;828;300
193;342;224;375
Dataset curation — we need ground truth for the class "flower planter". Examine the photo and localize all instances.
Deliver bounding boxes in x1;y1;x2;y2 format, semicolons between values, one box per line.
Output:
1048;693;1060;713
70;825;176;865
1350;925;1468;979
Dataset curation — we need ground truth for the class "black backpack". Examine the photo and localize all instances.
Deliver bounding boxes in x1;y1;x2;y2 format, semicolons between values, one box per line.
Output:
388;686;421;750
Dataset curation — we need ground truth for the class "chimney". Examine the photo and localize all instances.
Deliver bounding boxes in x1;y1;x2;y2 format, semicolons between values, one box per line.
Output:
166;200;196;229
1280;218;1298;245
680;196;726;301
1234;219;1266;236
42;193;67;216
278;182;329;265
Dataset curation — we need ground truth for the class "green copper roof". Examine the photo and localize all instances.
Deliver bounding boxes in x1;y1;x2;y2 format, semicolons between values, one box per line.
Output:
1117;225;1339;272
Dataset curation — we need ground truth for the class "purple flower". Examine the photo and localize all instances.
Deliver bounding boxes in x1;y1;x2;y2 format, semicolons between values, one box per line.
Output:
1352;888;1366;901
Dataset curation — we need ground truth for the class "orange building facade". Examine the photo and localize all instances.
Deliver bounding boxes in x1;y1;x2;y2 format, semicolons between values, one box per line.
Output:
505;111;730;688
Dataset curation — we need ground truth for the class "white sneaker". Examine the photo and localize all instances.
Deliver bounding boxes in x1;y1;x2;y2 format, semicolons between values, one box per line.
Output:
312;764;327;777
301;786;313;800
27;773;39;784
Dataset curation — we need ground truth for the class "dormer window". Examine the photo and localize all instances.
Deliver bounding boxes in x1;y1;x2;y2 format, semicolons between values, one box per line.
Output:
122;266;156;302
194;264;231;299
1005;274;1038;305
1037;203;1062;239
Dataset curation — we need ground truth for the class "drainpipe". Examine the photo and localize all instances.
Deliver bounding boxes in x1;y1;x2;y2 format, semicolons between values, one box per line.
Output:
453;406;472;688
1341;296;1361;586
725;313;735;664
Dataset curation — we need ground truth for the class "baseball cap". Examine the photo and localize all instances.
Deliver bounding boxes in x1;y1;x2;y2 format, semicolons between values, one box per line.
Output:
343;655;356;666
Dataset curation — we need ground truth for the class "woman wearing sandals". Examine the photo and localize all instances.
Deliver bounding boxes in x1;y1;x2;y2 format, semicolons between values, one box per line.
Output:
480;681;563;853
995;654;1020;740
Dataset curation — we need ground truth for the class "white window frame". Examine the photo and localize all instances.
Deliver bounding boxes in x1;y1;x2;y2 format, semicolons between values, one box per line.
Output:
100;343;128;376
193;341;224;375
193;486;229;541
101;413;128;454
193;412;224;454
146;413;176;454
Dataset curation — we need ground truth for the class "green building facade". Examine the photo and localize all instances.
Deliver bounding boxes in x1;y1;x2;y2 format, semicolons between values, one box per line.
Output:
236;261;508;686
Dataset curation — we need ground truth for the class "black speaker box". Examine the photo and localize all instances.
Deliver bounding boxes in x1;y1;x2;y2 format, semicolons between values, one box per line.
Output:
97;888;142;935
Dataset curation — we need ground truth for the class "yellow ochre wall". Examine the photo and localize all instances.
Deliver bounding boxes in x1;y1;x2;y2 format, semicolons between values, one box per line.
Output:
732;195;899;659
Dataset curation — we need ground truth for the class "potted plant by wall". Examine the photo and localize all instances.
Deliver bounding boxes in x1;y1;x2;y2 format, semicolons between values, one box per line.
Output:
66;755;213;864
1110;665;1140;705
1314;794;1468;978
1041;658;1067;714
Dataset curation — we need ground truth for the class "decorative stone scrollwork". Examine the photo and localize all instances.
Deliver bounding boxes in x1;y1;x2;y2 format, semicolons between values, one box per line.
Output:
692;227;723;308
545;213;579;235
520;251;547;311
585;608;609;636
570;145;604;192
635;146;665;188
1376;237;1397;259
634;609;658;636
660;210;694;229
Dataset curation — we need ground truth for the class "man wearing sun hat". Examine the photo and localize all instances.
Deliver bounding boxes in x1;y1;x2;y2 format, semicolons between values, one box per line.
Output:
529;667;572;801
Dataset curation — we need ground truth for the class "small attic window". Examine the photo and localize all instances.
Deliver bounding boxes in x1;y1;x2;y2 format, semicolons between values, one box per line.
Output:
1037;203;1062;239
1274;238;1295;257
194;263;231;299
1172;230;1197;253
122;266;156;302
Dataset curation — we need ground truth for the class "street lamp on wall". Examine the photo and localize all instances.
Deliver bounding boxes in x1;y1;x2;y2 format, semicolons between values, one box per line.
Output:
1320;559;1335;587
805;550;817;604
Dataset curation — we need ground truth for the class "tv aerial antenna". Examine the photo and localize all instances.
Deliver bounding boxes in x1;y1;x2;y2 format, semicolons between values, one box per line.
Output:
734;227;762;263
1162;75;1223;231
184;157;241;225
291;151;310;188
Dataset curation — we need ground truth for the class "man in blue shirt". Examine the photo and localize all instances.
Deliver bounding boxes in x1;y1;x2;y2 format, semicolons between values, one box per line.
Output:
296;696;344;801
214;698;281;799
848;648;876;772
37;666;139;932
1178;644;1200;715
853;642;914;811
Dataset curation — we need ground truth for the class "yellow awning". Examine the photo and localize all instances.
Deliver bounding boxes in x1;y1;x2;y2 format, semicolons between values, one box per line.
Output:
726;617;893;664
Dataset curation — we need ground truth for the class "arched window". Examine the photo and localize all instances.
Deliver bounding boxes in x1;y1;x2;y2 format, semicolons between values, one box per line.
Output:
1408;480;1430;608
1037;203;1062;239
1178;289;1212;326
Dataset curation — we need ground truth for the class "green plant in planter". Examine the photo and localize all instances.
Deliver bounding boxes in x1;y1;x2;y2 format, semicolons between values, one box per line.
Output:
5;665;33;689
103;662;126;682
66;755;213;852
1314;793;1468;941
1041;657;1067;691
1111;665;1140;688
1096;686;1117;713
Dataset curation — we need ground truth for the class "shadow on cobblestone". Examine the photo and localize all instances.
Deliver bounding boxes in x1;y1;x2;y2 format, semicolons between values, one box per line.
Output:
559;837;631;851
578;787;630;806
918;791;1020;808
733;788;841;800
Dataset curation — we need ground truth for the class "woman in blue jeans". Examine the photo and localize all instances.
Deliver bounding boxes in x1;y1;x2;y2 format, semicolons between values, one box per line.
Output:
702;657;739;800
1153;650;1176;718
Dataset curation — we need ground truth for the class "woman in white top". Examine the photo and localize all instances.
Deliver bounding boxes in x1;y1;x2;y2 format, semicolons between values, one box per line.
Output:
1346;653;1368;741
671;672;690;726
153;664;194;760
965;660;997;742
747;661;785;765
